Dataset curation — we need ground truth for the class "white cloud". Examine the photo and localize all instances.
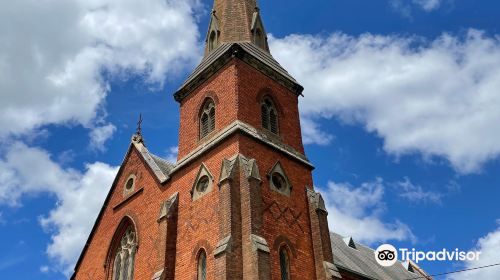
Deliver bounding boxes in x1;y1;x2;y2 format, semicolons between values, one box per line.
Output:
301;117;334;146
0;142;118;275
322;178;416;245
448;224;500;280
164;146;179;163
89;124;117;151
40;266;50;273
0;0;200;139
270;30;500;173
390;0;442;17
413;0;442;11
396;177;443;204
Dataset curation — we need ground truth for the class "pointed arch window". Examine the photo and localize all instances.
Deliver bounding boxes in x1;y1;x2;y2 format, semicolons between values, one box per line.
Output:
200;99;216;139
279;247;291;280
209;31;217;52
197;249;207;280
261;97;278;134
112;227;137;280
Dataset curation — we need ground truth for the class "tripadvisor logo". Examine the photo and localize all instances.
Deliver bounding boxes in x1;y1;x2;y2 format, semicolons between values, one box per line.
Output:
374;243;482;267
375;244;398;267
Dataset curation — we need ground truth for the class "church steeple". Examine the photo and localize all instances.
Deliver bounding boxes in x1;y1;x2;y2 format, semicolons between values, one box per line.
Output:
205;0;269;55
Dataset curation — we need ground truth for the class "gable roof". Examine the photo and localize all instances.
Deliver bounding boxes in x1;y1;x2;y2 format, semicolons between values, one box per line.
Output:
330;232;430;280
70;136;175;279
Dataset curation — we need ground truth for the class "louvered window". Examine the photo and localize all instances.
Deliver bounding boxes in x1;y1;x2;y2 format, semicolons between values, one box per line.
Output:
261;97;278;134
261;104;269;130
197;250;207;280
279;247;290;280
200;100;215;139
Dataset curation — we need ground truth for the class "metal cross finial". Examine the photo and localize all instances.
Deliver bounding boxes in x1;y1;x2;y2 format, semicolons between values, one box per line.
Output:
136;113;143;136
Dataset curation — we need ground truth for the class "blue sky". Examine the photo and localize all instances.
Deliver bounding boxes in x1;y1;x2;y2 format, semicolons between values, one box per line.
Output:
1;0;500;279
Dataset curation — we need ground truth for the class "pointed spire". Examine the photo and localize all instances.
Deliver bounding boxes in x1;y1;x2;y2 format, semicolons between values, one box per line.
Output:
205;0;269;55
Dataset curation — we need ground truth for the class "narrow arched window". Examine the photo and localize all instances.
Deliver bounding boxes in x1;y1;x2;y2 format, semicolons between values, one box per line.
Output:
261;97;278;134
200;99;216;139
112;227;137;280
209;31;217;52
197;249;207;280
279;247;290;280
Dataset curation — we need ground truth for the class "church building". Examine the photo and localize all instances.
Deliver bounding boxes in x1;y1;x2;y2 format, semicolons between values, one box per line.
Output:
71;0;431;279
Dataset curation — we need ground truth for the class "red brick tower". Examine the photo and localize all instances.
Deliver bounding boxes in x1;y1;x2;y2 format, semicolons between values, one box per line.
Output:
71;0;341;279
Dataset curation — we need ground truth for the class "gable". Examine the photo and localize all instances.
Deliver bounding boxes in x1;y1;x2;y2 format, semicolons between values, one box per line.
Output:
71;139;175;279
250;9;269;51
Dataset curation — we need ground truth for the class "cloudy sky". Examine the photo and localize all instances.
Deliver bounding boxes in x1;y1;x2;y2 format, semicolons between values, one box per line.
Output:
0;0;499;279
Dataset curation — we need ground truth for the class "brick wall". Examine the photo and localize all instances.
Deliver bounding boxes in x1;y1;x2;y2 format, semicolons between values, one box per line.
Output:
74;55;331;280
178;58;304;159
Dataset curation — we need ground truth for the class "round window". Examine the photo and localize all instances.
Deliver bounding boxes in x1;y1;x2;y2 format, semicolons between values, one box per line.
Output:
271;173;286;190
197;176;209;193
125;178;134;190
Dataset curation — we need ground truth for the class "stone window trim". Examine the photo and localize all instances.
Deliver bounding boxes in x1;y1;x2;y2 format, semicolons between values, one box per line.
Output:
267;161;292;196
261;96;279;135
105;216;140;279
199;98;216;140
191;163;214;201
123;174;137;197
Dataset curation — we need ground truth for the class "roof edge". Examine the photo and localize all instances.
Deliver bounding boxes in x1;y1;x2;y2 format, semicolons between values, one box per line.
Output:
174;42;303;103
169;120;313;179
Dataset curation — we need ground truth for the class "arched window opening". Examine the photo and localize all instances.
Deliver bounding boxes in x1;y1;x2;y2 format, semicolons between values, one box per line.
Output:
197;249;207;280
200;99;216;139
209;31;217;52
261;97;278;134
112;227;137;280
279;247;291;280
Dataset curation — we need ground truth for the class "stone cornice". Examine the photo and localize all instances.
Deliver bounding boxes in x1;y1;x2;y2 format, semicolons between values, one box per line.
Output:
168;121;313;181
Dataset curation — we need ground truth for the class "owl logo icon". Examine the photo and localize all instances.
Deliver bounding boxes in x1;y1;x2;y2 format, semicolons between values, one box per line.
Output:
375;244;398;267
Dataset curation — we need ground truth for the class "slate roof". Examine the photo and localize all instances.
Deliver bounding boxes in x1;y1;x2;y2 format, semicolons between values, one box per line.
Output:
132;140;174;183
177;42;233;91
330;232;425;280
150;153;176;175
237;41;299;84
174;42;303;102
